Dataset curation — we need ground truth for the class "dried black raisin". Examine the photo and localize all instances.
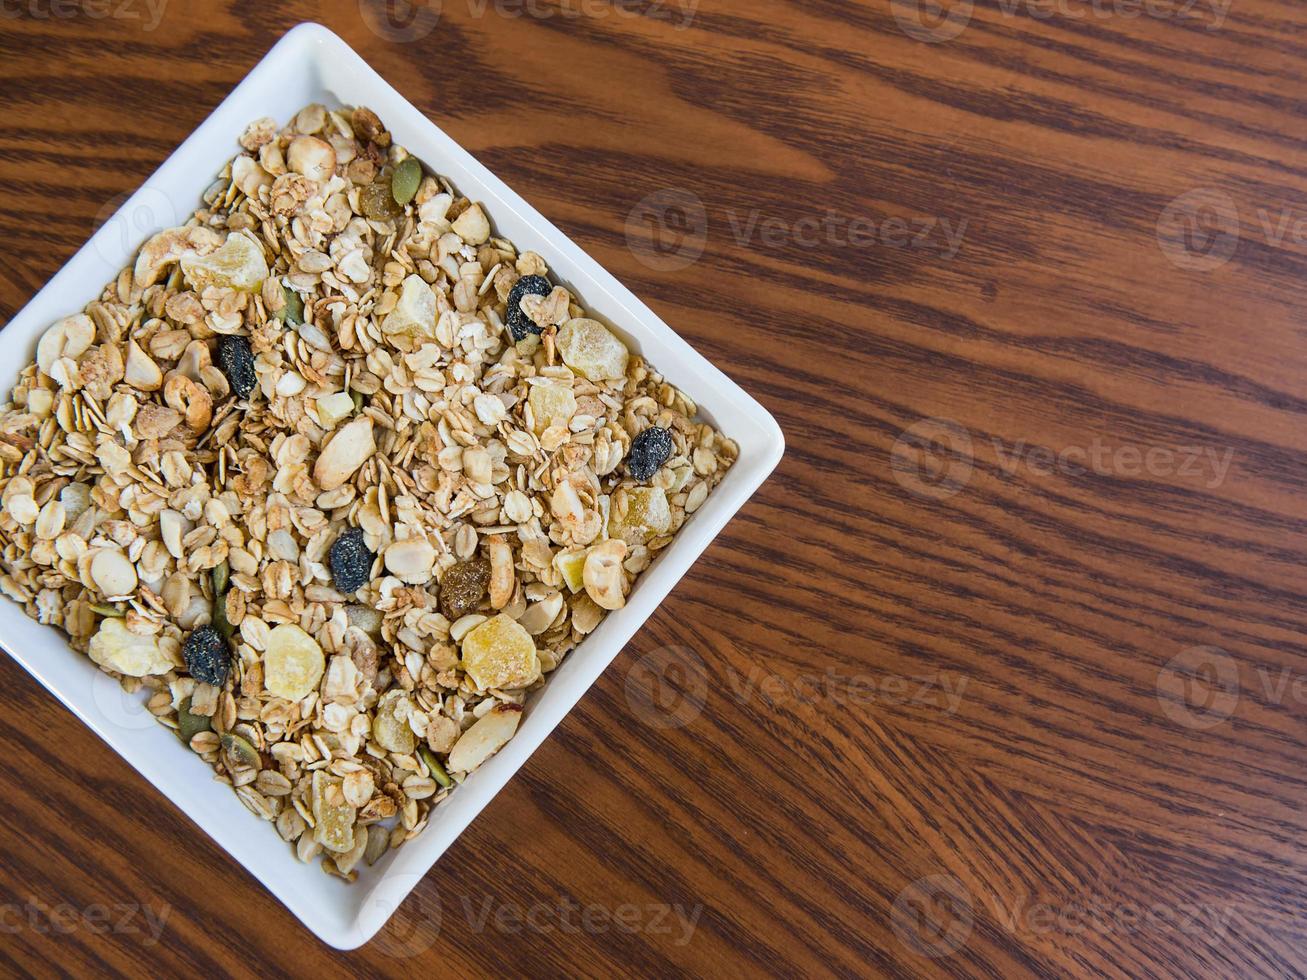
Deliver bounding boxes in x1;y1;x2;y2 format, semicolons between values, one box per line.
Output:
183;625;231;687
506;275;552;341
330;527;374;594
217;335;257;399
626;426;674;482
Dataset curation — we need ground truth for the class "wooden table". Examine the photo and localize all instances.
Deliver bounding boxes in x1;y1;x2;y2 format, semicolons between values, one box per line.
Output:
1;0;1302;975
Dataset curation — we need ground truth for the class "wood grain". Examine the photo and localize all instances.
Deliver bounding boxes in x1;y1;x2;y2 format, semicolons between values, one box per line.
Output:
2;0;1306;975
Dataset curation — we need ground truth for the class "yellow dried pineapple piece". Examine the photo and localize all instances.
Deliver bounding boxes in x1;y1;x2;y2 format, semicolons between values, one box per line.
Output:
556;318;628;382
608;485;671;543
460;614;540;690
181;232;268;293
264;623;325;700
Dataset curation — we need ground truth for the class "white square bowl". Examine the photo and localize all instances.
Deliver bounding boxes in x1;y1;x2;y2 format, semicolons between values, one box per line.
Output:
0;22;783;948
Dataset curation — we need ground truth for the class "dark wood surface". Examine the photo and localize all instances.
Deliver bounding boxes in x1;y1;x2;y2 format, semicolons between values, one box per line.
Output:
2;0;1305;976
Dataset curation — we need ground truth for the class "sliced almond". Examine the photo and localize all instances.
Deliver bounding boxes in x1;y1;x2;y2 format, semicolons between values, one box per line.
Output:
447;704;523;773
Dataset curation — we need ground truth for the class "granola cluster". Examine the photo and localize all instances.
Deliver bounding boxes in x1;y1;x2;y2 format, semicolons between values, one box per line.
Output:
0;104;735;878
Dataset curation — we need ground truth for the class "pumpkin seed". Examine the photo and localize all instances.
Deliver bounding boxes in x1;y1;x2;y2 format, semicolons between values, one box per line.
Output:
212;560;229;597
90;603;124;618
282;285;304;326
177;696;211;743
213;590;235;642
391;156;422;206
419;745;454;789
221;731;261;770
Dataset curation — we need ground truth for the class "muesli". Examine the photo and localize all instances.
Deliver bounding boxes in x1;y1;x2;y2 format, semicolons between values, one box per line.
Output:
0;105;735;878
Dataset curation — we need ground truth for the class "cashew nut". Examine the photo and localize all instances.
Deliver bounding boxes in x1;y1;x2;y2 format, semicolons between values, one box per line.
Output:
583;539;628;610
164;375;213;432
232;155;272;197
36;314;95;377
175;339;211;382
132;226;222;289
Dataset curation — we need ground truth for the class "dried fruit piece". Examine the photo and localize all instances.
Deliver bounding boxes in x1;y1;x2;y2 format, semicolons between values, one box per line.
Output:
506;275;552;341
330;527;374;594
181;232;268;293
177;696;211;743
460;614;541;690
264;623;325;700
557;317;629;381
361;177;403;221
311;770;357;853
554;549;587;593
183;624;231;686
87;618;174;677
626;426;674;482
608;485;671;544
346;604;383;638
381;273;436;341
373;690;417;754
315;391;355;430
447;704;523;773
528;381;576;434
217;335;257;399
391;156;422;206
439;558;490;620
